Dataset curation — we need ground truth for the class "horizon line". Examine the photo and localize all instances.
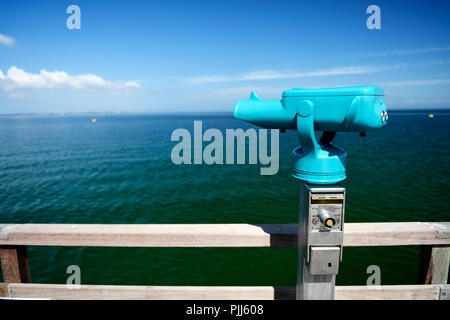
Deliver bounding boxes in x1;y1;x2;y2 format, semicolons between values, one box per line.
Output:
0;108;449;117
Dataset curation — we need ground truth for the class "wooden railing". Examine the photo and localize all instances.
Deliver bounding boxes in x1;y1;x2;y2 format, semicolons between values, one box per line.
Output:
0;222;449;300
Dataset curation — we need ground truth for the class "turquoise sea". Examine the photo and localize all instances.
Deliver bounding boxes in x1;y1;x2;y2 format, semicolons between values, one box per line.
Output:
0;110;449;286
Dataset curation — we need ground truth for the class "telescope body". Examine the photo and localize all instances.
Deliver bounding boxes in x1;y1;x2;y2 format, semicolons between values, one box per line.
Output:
233;86;387;184
234;86;387;132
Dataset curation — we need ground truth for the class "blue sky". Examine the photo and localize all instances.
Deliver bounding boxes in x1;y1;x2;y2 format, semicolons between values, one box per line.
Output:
0;0;449;113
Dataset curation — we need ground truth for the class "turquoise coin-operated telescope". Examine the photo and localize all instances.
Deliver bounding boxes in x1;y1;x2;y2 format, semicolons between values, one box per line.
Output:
233;85;388;184
233;85;388;300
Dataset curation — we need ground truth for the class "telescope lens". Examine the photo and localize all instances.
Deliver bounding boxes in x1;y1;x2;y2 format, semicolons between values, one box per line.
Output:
325;218;335;228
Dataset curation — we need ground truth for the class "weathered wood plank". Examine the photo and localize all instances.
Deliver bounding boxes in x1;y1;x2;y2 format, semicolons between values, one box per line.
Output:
343;222;450;246
0;246;31;283
0;222;448;248
418;246;450;284
0;224;295;247
430;247;450;284
0;283;8;297
426;223;450;239
5;284;277;300
335;285;440;300
1;284;440;300
439;284;450;300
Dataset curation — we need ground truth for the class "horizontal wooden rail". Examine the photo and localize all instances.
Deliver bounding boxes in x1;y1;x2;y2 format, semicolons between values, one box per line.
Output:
1;223;449;300
0;283;447;300
0;222;449;247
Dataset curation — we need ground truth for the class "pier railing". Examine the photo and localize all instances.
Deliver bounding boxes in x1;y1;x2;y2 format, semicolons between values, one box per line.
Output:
0;222;449;300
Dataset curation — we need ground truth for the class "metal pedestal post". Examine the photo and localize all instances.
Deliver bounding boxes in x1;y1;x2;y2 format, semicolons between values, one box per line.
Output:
296;182;346;300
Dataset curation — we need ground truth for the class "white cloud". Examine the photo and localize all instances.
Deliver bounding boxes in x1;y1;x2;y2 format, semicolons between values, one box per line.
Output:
0;34;15;46
381;79;450;87
0;66;141;92
352;45;450;58
210;86;283;98
185;64;404;84
404;99;450;105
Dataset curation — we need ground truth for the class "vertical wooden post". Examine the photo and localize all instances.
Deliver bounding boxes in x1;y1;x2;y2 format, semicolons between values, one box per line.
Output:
418;245;450;284
0;283;8;297
0;246;31;283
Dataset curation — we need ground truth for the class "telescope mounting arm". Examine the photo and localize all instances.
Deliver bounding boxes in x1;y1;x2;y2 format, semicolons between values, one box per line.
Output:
296;100;336;155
